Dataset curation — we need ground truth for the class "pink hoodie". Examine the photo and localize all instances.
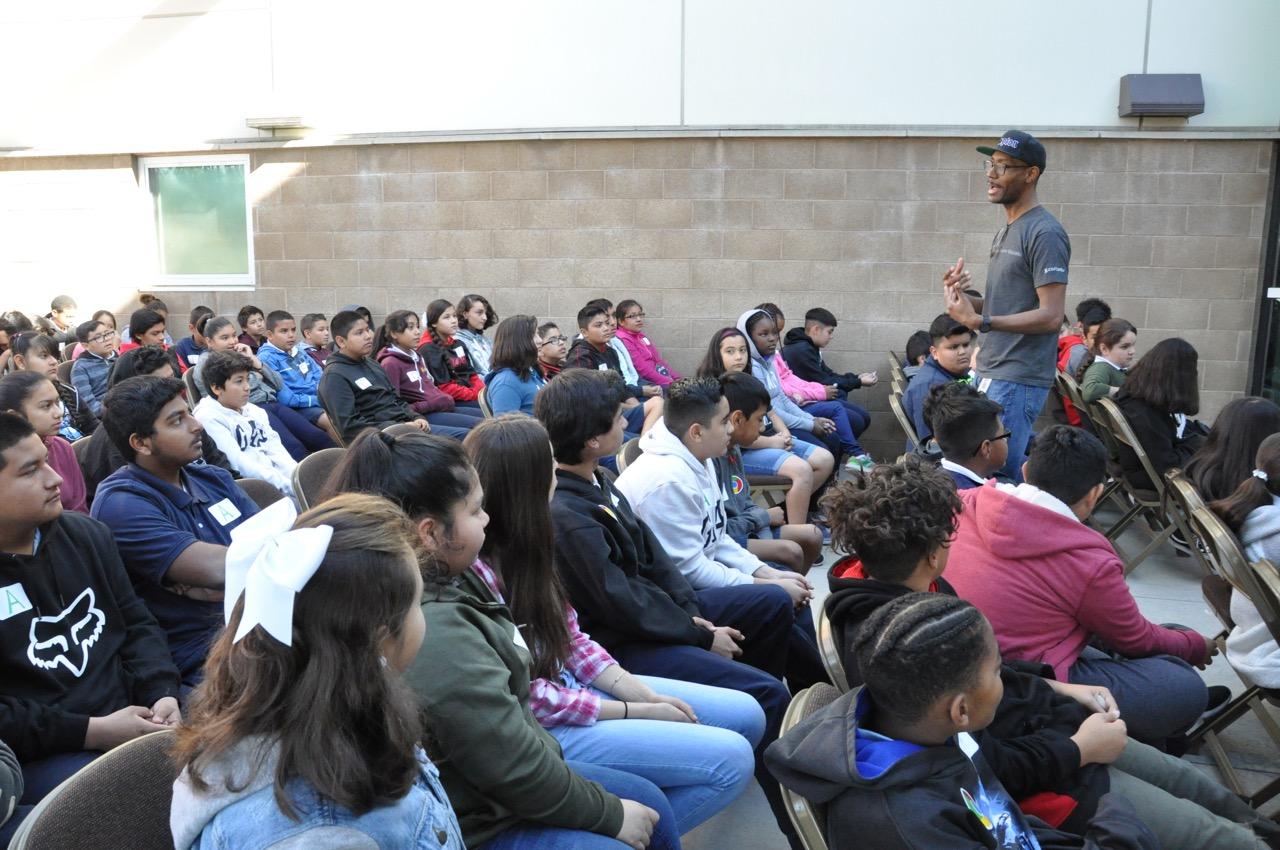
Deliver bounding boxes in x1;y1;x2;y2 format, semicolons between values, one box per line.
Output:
773;353;826;402
614;326;680;386
946;482;1208;680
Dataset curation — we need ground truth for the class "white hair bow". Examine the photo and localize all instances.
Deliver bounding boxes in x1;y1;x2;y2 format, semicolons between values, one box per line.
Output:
224;499;333;646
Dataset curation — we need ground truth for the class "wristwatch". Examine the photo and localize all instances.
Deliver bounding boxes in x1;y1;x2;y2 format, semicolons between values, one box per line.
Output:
978;315;992;334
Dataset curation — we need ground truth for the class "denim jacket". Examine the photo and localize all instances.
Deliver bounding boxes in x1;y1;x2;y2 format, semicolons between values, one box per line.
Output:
258;341;322;410
171;743;464;850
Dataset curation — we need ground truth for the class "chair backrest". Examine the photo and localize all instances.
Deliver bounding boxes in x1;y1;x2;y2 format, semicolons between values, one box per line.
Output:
1092;397;1166;499
235;477;287;509
8;729;177;850
887;350;906;385
182;368;202;406
815;602;850;694
1054;370;1093;428
1201;573;1236;631
1246;559;1280;648
71;435;93;468
1193;505;1255;597
292;446;347;510
56;359;75;385
476;386;494;418
778;683;840;850
615;437;642;472
888;391;918;451
1164;468;1212;566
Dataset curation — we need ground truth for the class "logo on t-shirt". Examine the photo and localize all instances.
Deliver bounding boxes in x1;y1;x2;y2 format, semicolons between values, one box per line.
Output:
1043;266;1066;274
27;588;105;677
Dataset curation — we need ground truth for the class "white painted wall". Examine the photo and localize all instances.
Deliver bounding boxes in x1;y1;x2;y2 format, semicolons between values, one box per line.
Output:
1;0;1276;154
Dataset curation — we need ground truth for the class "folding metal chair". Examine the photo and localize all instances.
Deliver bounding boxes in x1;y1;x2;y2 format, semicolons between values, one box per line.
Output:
778;684;840;850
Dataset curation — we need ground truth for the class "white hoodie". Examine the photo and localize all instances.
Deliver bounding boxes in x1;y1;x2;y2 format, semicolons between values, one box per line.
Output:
193;397;297;499
615;418;765;589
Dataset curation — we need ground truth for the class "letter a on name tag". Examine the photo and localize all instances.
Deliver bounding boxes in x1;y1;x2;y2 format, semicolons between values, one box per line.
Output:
0;583;33;621
208;498;242;526
354;377;373;390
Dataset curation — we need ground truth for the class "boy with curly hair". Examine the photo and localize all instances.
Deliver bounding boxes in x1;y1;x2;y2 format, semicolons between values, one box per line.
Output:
819;458;1278;850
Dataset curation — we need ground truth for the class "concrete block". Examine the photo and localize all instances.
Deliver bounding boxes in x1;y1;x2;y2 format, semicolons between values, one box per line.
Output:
575;140;636;170
492;171;548;200
1110;266;1177;298
1216;236;1263;269
410;143;466;172
848;170;909;200
815;139;877;170
573;258;634;290
256;204;308;232
1038;171;1094;203
286;285;338;314
382;173;437;203
436;171;492;201
875;140;940;170
462;200;519;230
870;262;936;293
282;232;333;261
938;139;988;170
880;201;940;232
1058;141;1129;174
636;199;694;229
781;230;845;260
903;231;966;262
333;231;384;260
1151;236;1218;268
1147;298;1210;332
656;230;722;259
1186;205;1253;236
304;204;359;232
1094;173;1159;205
689;139;756;169
842;231;903;262
1089;235;1153;266
517;258;575;288
811;261;874;292
357;259;412;286
255;232;283;261
519;200;577;229
1192;141;1263;173
754;140;816;169
1122;205;1187;235
725;170;785;199
407;202;466;230
485;285;548;316
382;231;438;259
691;200;752;230
461;259;518;288
575;199;635;229
663;169;725;199
905;171;969;201
357;145;410;174
663;288;722;317
634;140;695;169
605;169;664;199
1155;173;1222;204
411;259;466;288
463;142;520;172
305;147;358;176
1208;298;1256;331
753;201;814;230
750;260;810;291
492;230;551;258
258;260;308;286
1181;269;1244;300
692;259;753;290
1059;203;1124;235
549;170;606;200
1222;173;1268;205
1127;141;1194;173
813;201;875;230
281;176;331;205
518;140;576;171
435;230;492;259
784;170;847;200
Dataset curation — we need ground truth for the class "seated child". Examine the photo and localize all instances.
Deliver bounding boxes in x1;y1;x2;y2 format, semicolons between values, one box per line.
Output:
579;298;658;399
615;300;680;386
173;305;213;374
374;310;482;428
697;327;833;526
299;312;331;367
42;295;77;346
923;382;1009;490
902;329;930;381
92;375;260;684
1115;338;1206;491
782;307;878;396
8;331;97;441
117;308;168;354
901;313;974;446
483;315;548;416
0;373;88;512
319;310;467;444
70;318;117;414
418;299;485;405
536;321;568;379
119;296;172;347
616;377;826;690
767;593;1160;850
822;460;1278;850
0;413;180;838
945;425;1221;744
235;304;266;353
1077;319;1137;404
192;351;297;499
323;430;675;850
755;304;873;470
169;495;465;849
1060;298;1113;379
454;293;497;375
716;371;823;570
257;309;339;440
568;304;663;435
462;415;759;835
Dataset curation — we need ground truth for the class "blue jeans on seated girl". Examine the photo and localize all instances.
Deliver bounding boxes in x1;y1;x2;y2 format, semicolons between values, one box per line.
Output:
477;761;679;850
798;400;865;457
547;674;762;834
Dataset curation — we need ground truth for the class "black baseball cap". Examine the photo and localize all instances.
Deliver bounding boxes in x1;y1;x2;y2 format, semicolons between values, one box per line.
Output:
929;313;971;341
977;129;1046;172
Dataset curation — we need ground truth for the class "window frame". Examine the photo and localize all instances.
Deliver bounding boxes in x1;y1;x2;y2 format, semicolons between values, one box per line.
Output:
138;153;256;291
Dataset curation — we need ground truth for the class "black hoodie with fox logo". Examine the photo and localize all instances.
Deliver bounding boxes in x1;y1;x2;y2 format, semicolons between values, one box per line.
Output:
0;512;180;761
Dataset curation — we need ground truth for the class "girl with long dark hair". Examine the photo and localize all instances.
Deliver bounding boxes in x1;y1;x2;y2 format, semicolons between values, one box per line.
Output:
1114;337;1205;490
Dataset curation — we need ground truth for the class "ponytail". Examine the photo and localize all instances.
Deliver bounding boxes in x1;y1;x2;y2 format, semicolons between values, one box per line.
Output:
1210;433;1280;533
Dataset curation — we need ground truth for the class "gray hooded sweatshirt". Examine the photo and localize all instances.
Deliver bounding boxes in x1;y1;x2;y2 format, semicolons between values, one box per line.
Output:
736;309;815;432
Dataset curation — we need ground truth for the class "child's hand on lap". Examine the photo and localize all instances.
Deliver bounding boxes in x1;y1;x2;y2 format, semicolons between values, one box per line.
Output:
1070;710;1127;766
150;696;182;726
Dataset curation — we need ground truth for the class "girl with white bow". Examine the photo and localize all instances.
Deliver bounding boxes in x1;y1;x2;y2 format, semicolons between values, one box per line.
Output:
169;494;464;849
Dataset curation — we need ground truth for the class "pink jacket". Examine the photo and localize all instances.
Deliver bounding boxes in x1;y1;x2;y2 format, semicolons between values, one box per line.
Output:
773;353;826;402
615;327;680;386
945;482;1208;680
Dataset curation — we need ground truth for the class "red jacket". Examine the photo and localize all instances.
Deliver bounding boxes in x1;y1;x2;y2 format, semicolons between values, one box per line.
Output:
1056;335;1083;427
945;482;1209;680
376;345;454;414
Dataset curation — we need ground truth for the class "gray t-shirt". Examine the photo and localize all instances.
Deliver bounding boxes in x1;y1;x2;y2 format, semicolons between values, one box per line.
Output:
976;205;1070;388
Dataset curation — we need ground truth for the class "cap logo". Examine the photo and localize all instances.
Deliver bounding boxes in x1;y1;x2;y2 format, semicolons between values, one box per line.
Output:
999;137;1020;148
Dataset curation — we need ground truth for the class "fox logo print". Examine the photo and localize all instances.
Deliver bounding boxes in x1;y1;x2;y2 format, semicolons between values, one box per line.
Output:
27;589;105;677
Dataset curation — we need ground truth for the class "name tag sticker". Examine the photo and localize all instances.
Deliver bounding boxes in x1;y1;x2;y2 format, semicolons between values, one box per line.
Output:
407;370;421;382
354;377;373;390
597;364;609;371
978;377;992;394
298;360;309;375
0;582;33;621
208;498;242;526
187;354;201;365
510;624;529;652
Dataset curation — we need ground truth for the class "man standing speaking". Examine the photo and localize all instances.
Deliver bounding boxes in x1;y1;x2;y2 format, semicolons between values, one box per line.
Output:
943;129;1069;482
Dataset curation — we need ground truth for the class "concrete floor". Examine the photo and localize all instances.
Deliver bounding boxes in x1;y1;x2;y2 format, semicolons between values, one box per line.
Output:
682;502;1280;850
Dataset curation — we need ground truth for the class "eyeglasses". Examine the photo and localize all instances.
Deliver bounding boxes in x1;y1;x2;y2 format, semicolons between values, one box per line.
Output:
623;312;646;321
538;335;567;347
87;330;116;344
989;431;1012;443
983;159;1032;178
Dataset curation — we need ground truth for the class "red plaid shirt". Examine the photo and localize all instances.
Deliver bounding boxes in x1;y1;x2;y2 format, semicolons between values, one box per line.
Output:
470;561;616;727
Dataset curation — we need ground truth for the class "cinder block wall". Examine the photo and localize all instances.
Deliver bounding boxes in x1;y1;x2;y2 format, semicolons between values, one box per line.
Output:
1;137;1270;460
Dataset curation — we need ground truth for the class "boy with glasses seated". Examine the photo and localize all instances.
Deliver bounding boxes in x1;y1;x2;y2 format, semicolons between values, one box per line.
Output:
535;322;568;380
923;382;1010;490
70;320;118;415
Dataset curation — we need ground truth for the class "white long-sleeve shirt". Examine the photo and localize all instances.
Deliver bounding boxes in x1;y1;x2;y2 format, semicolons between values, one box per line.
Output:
192;397;297;499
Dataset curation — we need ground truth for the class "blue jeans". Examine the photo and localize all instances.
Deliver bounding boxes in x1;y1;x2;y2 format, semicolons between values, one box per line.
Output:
262;401;337;459
425;410;483;439
1069;646;1208;743
979;379;1050;483
797;400;863;457
476;760;679;850
549;675;761;833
